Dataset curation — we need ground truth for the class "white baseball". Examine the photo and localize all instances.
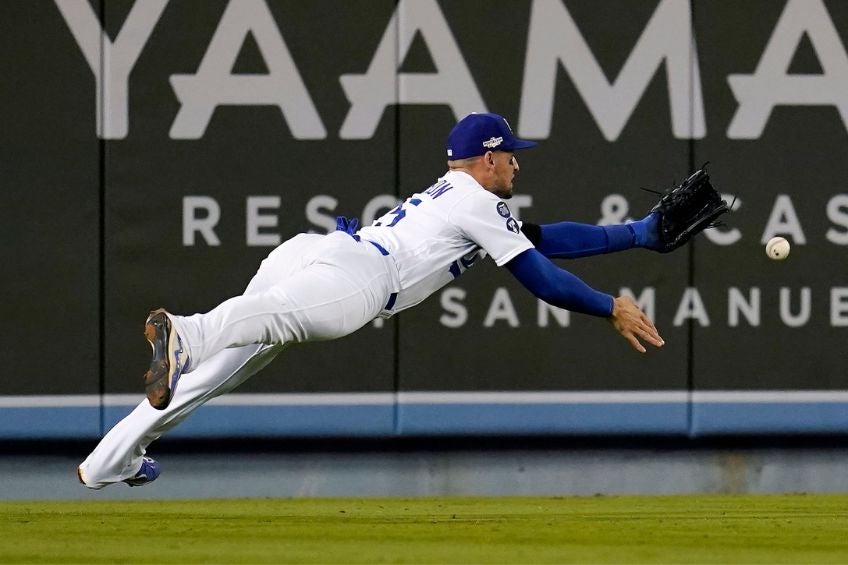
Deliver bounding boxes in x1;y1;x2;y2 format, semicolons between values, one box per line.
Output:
766;236;790;260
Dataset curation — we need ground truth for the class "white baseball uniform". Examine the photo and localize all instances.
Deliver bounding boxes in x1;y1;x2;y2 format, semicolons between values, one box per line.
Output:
78;170;533;488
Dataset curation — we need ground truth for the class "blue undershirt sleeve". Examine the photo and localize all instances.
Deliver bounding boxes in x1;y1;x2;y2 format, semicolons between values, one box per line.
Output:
505;248;614;317
536;222;635;258
533;212;660;258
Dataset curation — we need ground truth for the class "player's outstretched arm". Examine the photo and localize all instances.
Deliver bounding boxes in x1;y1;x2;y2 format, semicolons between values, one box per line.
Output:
520;213;661;259
506;249;663;352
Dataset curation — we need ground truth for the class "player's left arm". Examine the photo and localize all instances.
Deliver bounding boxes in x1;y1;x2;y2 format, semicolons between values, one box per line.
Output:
520;213;660;258
505;248;663;352
506;247;614;316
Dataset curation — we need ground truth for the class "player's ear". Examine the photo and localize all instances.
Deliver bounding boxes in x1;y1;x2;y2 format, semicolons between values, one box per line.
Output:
484;151;495;168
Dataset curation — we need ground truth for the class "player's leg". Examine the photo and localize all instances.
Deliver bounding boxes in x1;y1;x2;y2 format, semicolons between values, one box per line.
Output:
78;342;283;488
79;234;322;488
143;233;339;409
172;232;395;370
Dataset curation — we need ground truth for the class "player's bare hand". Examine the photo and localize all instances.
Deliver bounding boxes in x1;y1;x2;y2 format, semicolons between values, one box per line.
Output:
607;295;664;353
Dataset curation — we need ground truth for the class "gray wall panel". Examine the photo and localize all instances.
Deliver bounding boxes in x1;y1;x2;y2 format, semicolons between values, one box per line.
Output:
397;0;689;393
101;0;398;396
692;0;848;392
0;1;100;395
4;0;848;438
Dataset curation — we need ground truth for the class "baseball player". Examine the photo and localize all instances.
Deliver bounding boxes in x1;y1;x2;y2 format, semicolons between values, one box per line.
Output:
77;113;665;489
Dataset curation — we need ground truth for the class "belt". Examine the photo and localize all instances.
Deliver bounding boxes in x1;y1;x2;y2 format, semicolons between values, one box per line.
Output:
337;220;396;310
362;239;397;311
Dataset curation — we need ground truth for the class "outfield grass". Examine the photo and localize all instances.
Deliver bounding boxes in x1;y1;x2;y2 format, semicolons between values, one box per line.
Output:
1;495;847;563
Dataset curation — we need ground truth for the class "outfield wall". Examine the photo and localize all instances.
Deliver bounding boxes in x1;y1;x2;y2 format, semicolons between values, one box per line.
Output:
2;0;848;440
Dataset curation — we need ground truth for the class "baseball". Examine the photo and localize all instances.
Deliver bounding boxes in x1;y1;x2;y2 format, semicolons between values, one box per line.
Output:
766;236;790;260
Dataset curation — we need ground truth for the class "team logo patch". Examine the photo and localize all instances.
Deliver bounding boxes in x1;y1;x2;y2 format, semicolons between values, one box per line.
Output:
482;136;503;149
506;218;520;234
496;202;511;218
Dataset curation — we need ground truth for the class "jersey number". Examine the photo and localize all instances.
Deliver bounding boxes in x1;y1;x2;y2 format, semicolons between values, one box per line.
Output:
375;198;421;227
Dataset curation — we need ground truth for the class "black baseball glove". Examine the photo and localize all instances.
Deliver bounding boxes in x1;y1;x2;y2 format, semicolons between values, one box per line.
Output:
648;165;729;253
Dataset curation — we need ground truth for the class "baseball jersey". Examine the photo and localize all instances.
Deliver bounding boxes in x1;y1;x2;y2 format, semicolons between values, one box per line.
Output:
357;170;534;312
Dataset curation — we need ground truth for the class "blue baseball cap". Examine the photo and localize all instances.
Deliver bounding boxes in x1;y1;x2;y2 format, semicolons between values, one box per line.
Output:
446;113;538;159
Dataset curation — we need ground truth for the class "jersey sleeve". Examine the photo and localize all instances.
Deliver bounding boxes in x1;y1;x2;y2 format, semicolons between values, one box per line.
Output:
449;191;534;266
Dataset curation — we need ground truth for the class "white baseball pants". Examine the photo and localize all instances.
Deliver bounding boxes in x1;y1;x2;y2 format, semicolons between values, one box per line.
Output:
79;232;398;488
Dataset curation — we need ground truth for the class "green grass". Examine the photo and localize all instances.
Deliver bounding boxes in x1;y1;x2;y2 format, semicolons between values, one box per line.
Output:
1;495;847;564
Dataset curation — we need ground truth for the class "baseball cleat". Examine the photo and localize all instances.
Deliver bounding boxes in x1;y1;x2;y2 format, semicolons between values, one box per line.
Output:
123;456;160;487
143;309;188;410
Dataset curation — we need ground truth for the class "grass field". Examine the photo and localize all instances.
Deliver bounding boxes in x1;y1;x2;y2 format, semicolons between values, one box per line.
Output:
2;495;847;563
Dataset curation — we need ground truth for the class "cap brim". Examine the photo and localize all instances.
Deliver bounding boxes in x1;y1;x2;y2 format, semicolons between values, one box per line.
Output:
509;139;538;151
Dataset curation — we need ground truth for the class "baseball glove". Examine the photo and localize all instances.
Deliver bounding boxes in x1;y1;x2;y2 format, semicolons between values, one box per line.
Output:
648;165;729;253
